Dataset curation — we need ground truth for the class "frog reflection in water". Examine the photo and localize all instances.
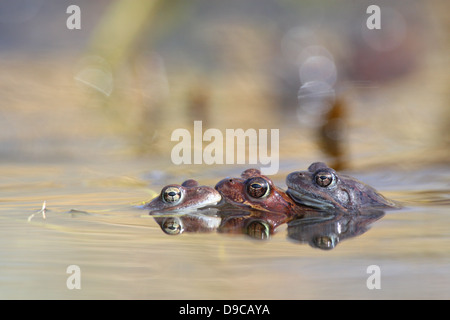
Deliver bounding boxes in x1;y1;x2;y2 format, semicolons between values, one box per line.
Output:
154;212;222;235
287;209;385;250
219;209;289;240
154;209;288;240
215;168;308;216
286;162;398;212
145;179;222;214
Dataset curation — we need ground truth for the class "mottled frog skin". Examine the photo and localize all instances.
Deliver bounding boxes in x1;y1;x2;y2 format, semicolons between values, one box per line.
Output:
286;162;398;211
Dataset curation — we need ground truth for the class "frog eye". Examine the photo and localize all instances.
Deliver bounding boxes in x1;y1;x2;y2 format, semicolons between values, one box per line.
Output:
315;171;335;187
162;186;182;204
246;177;270;198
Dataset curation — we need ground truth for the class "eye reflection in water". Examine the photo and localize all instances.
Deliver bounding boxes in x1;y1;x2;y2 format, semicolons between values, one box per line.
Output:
160;217;184;235
246;220;270;240
151;207;288;241
150;206;385;248
287;209;385;250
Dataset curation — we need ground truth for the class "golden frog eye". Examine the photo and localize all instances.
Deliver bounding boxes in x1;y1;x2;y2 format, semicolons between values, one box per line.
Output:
315;171;335;187
162;186;182;204
246;177;270;198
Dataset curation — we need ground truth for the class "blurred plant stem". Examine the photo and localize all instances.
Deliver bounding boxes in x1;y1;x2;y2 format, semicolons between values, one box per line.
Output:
86;0;192;68
78;0;193;154
87;0;155;68
87;1;156;67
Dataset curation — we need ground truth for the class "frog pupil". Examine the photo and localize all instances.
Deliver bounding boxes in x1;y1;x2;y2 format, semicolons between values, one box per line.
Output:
163;187;181;203
247;178;269;198
315;172;333;187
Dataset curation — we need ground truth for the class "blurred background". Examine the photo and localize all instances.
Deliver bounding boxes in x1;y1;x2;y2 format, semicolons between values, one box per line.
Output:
0;0;448;170
1;0;449;300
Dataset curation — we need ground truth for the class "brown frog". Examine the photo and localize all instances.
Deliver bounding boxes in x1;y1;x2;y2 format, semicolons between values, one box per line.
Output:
145;179;222;214
215;168;307;216
286;162;399;211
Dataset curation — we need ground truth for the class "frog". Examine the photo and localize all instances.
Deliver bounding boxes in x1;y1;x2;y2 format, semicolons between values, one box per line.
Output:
286;162;399;211
145;179;222;214
215;168;308;216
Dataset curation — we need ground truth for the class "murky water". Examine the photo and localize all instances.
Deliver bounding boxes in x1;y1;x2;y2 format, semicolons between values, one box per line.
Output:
1;154;448;300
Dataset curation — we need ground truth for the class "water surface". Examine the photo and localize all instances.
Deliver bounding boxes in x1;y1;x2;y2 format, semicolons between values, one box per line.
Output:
1;157;448;299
